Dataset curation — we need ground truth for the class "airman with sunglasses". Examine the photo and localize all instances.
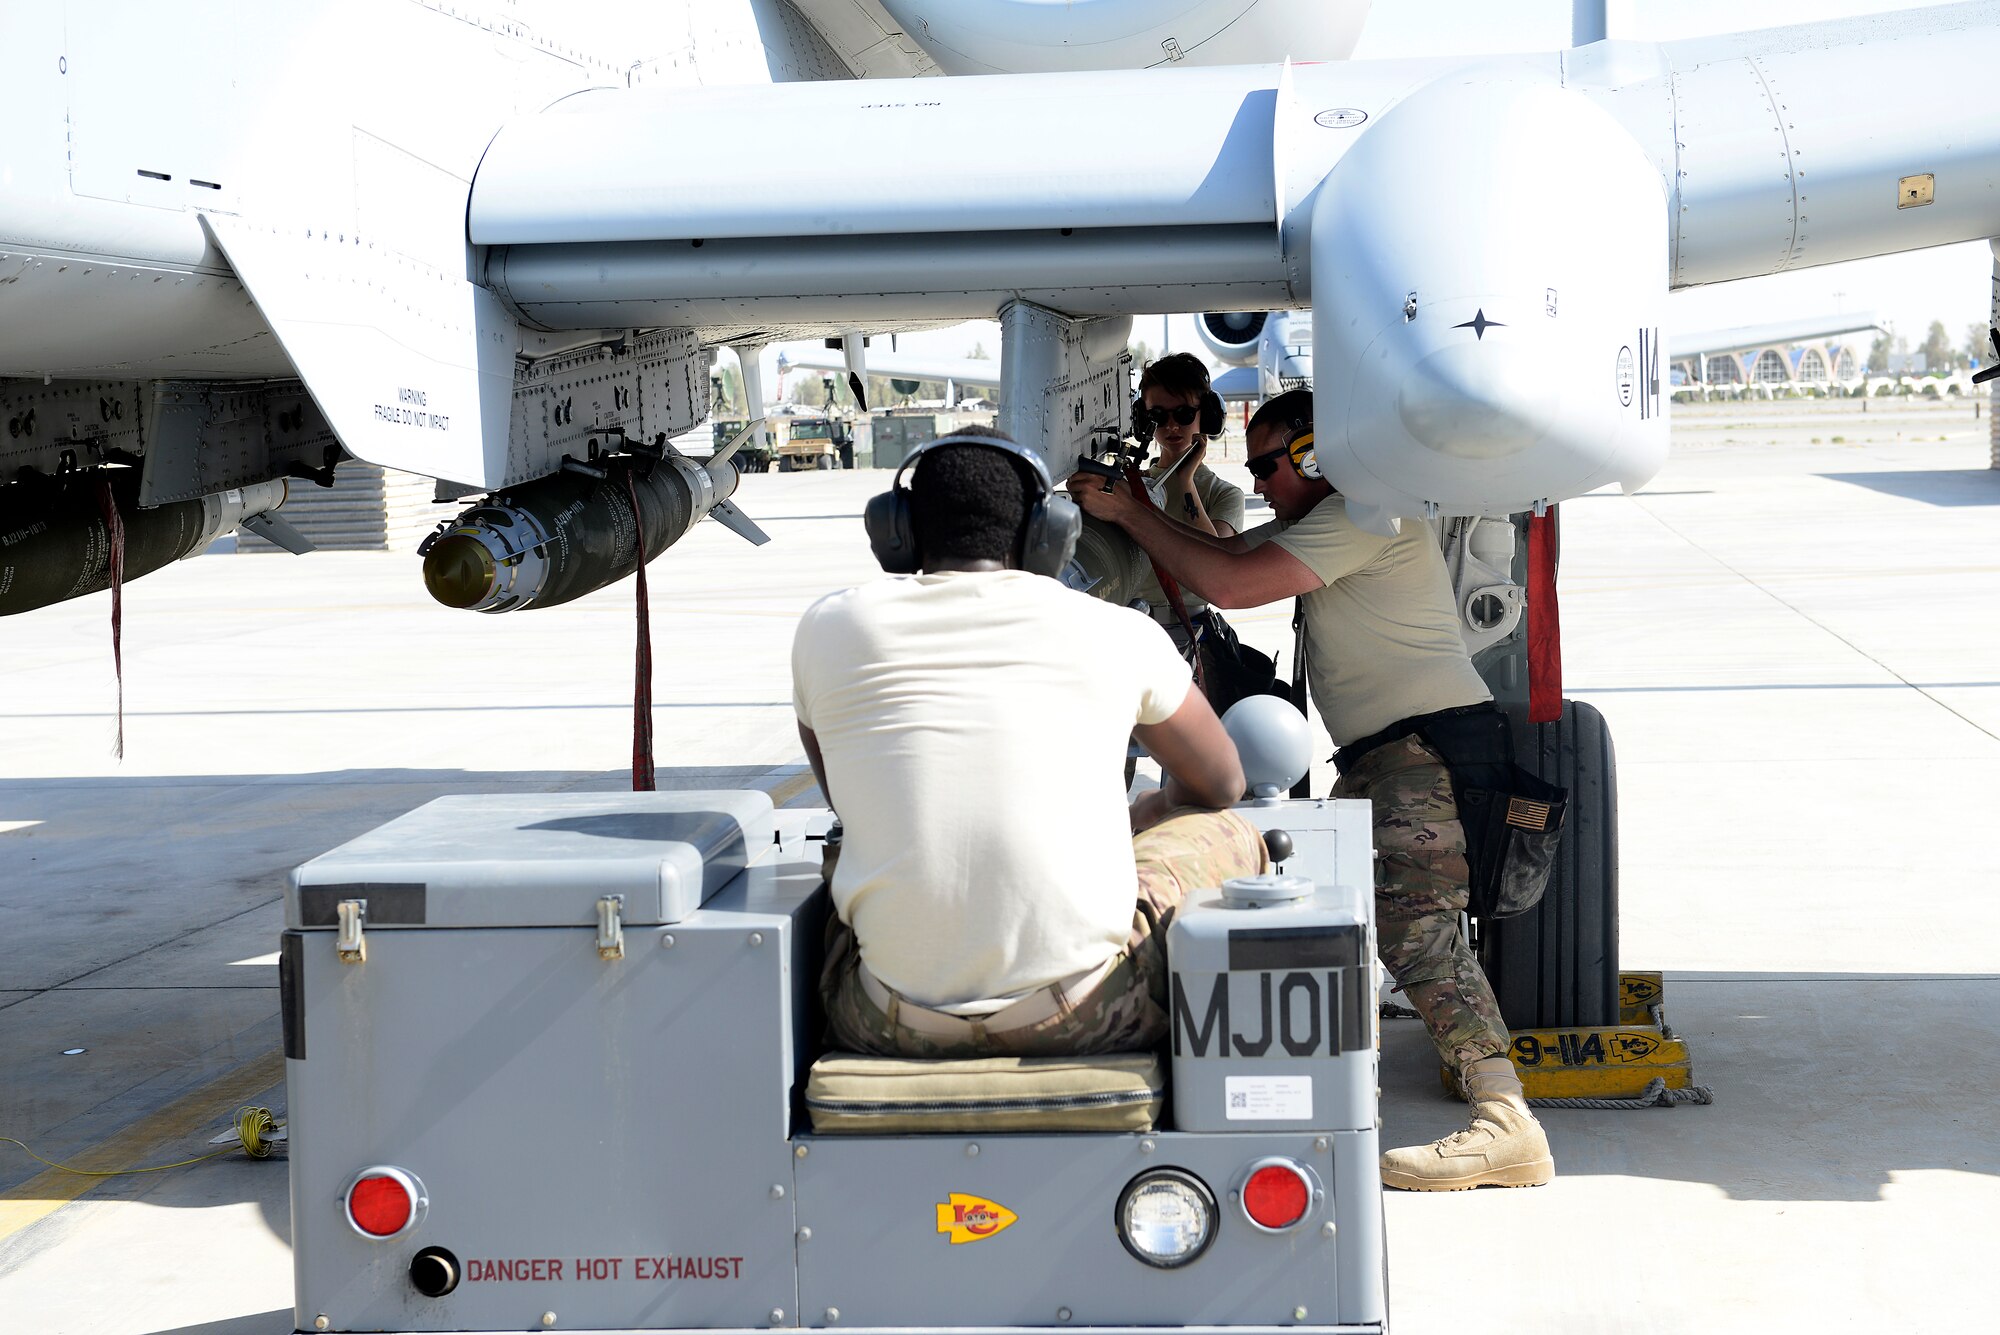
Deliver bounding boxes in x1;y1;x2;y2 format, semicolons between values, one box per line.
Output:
1133;353;1242;545
1068;387;1554;1194
1118;354;1278;712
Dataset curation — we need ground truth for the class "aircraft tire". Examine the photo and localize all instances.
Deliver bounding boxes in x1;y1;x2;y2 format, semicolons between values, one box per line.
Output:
1477;698;1620;1030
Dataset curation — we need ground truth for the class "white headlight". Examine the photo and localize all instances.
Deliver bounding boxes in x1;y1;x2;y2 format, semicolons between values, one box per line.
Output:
1116;1169;1217;1268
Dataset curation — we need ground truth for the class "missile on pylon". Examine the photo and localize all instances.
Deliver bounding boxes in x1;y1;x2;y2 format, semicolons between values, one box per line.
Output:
421;449;768;613
0;470;298;616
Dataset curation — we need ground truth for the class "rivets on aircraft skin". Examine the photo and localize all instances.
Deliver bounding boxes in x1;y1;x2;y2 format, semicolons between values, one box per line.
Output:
770;1184;786;1199
770;1309;786;1326
661;933;675;948
965;1143;980;1158
1058;1309;1073;1322
1294;1308;1309;1321
313;1319;329;1332
825;1308;840;1323
1321;1222;1337;1239
749;931;764;947
798;1226;812;1241
794;1145;809;1159
541;1313;557;1328
1139;1138;1156;1154
1313;1137;1330;1152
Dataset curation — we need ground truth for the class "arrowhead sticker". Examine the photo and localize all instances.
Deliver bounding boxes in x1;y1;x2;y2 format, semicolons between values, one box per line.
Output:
936;1193;1019;1244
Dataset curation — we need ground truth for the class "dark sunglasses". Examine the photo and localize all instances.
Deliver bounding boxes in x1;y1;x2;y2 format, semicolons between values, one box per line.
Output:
1141;404;1201;427
1244;450;1288;481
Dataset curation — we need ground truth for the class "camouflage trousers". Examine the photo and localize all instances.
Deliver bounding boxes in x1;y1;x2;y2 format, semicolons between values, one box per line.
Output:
1333;733;1512;1073
822;808;1268;1059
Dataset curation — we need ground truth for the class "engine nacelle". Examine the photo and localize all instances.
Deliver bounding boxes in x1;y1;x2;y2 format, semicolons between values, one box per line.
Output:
1309;71;1668;525
1196;312;1266;366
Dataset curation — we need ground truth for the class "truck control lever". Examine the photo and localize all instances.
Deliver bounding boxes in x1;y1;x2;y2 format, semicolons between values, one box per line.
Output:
1263;828;1294;864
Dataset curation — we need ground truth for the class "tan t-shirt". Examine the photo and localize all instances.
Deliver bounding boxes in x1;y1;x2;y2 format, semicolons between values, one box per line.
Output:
1242;495;1490;746
792;570;1192;1009
1131;464;1247;623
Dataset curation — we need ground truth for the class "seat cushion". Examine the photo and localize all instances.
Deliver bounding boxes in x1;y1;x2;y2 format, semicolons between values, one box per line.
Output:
806;1051;1164;1133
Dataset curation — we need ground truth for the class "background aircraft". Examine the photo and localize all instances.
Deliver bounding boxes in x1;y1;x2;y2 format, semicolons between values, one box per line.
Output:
766;309;1307;410
1199;312;1315;402
772;346;1001;406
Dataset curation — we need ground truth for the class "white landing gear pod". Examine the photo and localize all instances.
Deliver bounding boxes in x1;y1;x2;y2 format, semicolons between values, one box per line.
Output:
283;704;1387;1333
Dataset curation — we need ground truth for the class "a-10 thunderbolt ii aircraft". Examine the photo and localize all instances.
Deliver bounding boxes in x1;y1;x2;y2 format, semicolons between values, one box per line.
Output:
3;0;1998;622
0;0;1374;616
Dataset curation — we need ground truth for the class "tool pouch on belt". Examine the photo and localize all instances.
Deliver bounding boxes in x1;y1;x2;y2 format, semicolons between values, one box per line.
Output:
1418;708;1568;920
1190;611;1279;714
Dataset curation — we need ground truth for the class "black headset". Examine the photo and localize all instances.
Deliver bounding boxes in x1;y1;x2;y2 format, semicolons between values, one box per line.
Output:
863;434;1081;579
1130;388;1226;445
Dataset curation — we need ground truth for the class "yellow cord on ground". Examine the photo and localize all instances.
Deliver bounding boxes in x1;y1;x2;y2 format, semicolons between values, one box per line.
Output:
0;1106;284;1177
233;1104;281;1159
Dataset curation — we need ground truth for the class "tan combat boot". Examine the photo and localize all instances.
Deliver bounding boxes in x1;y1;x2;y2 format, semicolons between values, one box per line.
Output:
1379;1056;1555;1191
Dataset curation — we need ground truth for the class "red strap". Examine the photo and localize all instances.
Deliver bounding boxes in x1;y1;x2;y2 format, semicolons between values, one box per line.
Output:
96;477;126;760
1527;507;1562;724
1122;461;1206;695
624;468;656;791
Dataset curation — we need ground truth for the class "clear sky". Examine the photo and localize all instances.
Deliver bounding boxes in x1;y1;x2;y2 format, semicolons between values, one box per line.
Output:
880;0;1992;374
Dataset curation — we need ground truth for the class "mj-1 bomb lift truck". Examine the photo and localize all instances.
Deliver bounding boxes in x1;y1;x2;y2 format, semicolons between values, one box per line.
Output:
280;707;1390;1334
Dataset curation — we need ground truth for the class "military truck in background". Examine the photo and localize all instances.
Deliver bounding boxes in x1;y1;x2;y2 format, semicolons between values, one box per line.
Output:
709;408;861;473
773;408;855;471
868;405;998;469
712;416;776;472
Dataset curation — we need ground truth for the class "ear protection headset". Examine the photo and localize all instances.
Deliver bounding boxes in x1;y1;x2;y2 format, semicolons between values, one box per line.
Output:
1253;392;1320;480
1285;419;1320;481
1130;388;1226;444
863;434;1081;578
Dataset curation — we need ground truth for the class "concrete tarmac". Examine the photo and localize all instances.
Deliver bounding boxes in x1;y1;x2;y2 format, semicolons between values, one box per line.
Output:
3;396;1996;1333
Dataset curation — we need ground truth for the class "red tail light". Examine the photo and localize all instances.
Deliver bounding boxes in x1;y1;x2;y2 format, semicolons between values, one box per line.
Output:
345;1166;427;1240
1240;1159;1314;1231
